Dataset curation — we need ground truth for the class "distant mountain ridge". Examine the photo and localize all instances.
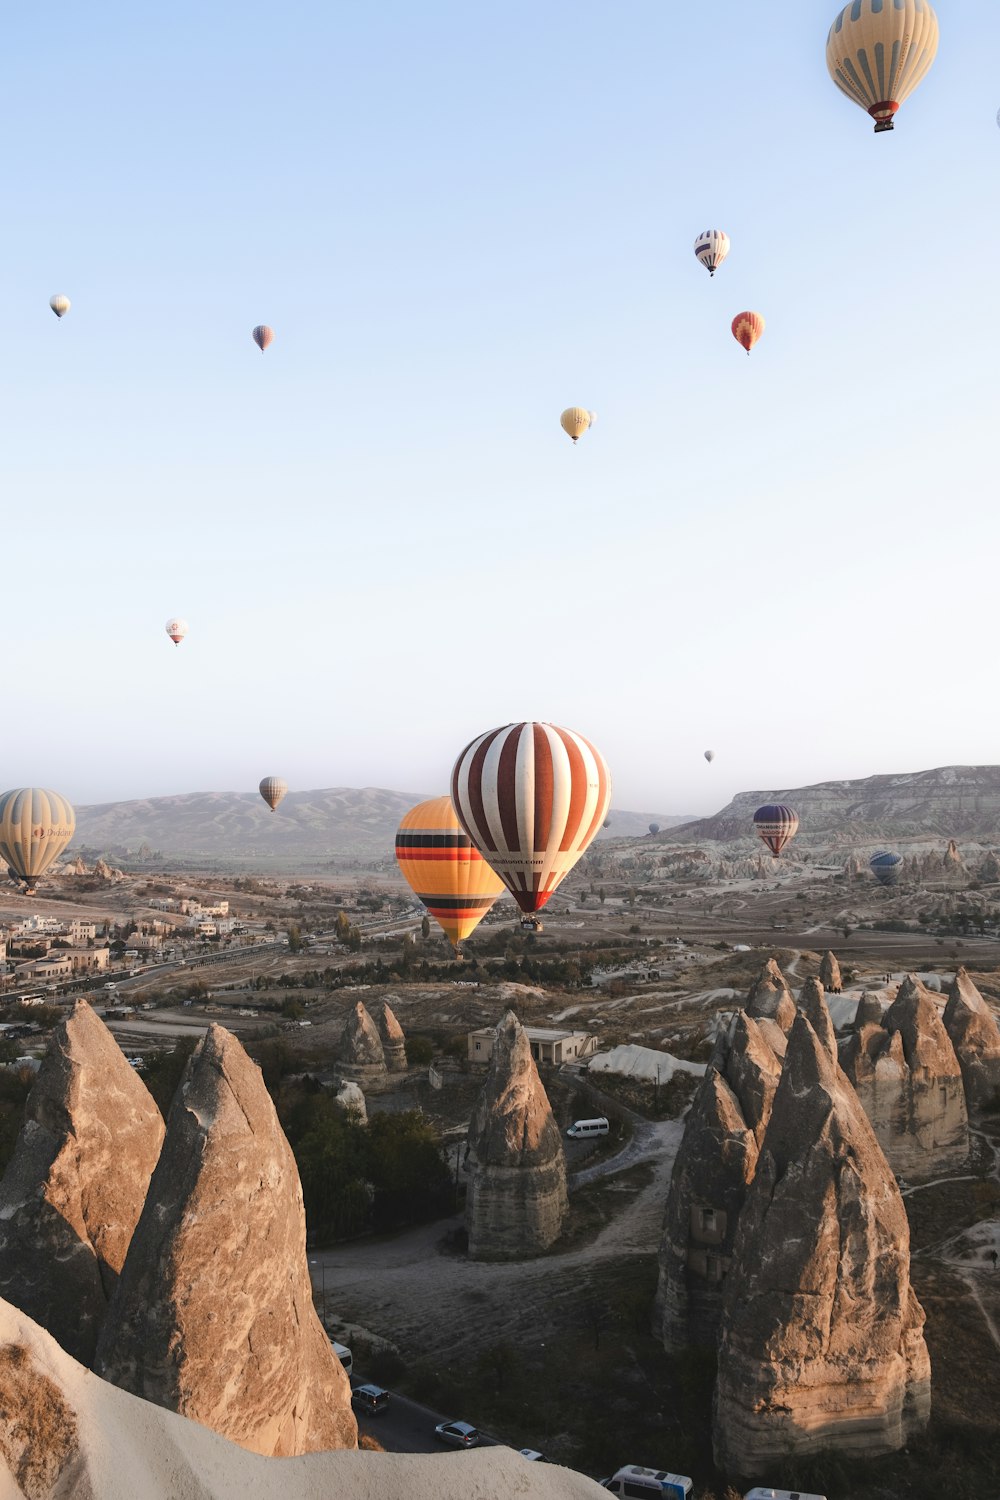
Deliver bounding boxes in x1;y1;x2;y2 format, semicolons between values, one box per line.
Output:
71;789;691;869
673;765;1000;846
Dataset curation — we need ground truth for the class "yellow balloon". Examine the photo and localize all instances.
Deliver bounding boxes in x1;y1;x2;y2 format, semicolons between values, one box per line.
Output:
0;788;76;894
560;407;592;443
826;0;939;133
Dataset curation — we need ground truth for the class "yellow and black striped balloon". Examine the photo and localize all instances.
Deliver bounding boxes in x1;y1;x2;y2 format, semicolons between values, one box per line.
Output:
0;788;76;893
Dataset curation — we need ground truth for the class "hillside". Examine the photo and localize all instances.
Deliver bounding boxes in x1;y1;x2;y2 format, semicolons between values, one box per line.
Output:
672;765;1000;846
71;789;691;869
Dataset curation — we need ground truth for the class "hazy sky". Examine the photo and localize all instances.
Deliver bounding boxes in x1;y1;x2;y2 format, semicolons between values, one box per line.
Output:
4;2;999;813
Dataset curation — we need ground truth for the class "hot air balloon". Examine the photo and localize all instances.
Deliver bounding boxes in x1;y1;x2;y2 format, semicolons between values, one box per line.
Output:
395;795;505;949
49;294;71;319
165;617;188;645
259;777;288;812
252;325;274;353
704;750;715;763
0;788;76;896
753;804;799;858
826;0;939;133
451;722;611;916
648;823;660;835
870;850;902;887
560;408;592;443
732;311;765;355
694;230;730;277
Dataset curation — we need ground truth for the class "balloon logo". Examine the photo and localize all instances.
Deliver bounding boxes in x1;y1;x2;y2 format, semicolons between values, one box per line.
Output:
826;1;939;134
753;804;799;858
560;407;592;444
0;788;76;895
252;325;275;353
451;722;611;915
165;617;188;645
694;230;730;277
259;777;288;811
732;312;765;355
395;796;505;950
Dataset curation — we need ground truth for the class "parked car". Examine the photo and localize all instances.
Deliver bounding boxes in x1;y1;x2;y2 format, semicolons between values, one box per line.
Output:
434;1420;480;1449
351;1384;389;1416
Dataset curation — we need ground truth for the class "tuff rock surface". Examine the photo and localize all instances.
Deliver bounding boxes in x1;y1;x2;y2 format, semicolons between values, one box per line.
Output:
943;967;1000;1111
714;1011;931;1476
655;1012;782;1352
842;975;969;1180
338;1001;388;1089
819;950;842;993
378;1001;408;1073
465;1011;567;1260
95;1025;357;1457
745;959;796;1032
0;1000;164;1365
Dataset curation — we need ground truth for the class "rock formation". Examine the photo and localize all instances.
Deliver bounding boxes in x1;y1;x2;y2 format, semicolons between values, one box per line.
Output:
854;991;884;1029
465;1011;567;1260
378;1000;408;1073
819;950;842;993
714;1011;931;1476
745;958;796;1032
0;1000;164;1365
655;1012;782;1352
943;967;1000;1111
95;1025;357;1457
332;1079;367;1123
337;1001;388;1090
842;974;969;1180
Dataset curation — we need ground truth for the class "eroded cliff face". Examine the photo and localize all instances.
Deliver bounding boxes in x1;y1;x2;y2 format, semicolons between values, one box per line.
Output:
95;1026;357;1457
745;959;796;1033
943;968;1000;1111
465;1011;567;1260
0;1001;164;1365
714;1012;930;1477
655;1013;782;1353
842;975;969;1180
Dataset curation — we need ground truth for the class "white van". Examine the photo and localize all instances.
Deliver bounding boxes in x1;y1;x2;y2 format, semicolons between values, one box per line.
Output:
744;1491;827;1500
331;1340;353;1377
603;1466;692;1500
566;1117;610;1139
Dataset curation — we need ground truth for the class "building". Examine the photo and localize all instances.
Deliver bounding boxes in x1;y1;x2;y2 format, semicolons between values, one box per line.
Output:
468;1026;599;1067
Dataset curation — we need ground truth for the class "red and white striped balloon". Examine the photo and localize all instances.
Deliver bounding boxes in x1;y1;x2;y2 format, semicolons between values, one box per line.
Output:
450;721;611;915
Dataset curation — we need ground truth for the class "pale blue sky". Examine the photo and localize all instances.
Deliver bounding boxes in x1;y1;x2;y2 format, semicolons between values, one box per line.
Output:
3;2;998;812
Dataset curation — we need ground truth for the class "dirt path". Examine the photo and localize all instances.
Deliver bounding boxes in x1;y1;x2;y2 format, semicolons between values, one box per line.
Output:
312;1119;683;1362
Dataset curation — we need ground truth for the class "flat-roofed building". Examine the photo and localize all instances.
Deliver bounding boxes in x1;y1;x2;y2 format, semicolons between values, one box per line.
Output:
468;1025;598;1067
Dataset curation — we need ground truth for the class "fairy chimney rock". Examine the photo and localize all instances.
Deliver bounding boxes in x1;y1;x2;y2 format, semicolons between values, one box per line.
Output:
338;1001;388;1090
465;1011;567;1260
378;1001;408;1073
0;1000;164;1365
819;950;842;994
95;1025;357;1457
943;968;1000;1112
655;1012;782;1353
714;1011;931;1476
746;959;796;1033
842;975;968;1180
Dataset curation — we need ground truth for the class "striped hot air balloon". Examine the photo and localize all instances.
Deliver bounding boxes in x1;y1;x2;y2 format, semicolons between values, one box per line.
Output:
259;777;288;811
0;788;76;895
753;804;799;858
870;850;902;887
826;0;939;134
395;796;505;949
252;324;274;353
694;230;730;277
451;722;611;915
732;311;765;355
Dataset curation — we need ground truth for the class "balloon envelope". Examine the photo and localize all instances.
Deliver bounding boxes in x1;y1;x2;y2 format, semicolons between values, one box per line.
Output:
0;788;76;893
49;294;71;318
694;230;730;276
451;722;611;915
395;795;505;947
732;311;765;355
826;0;938;132
560;407;591;443
753;804;799;857
252;325;275;352
259;777;288;812
870;850;902;887
165;617;188;645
